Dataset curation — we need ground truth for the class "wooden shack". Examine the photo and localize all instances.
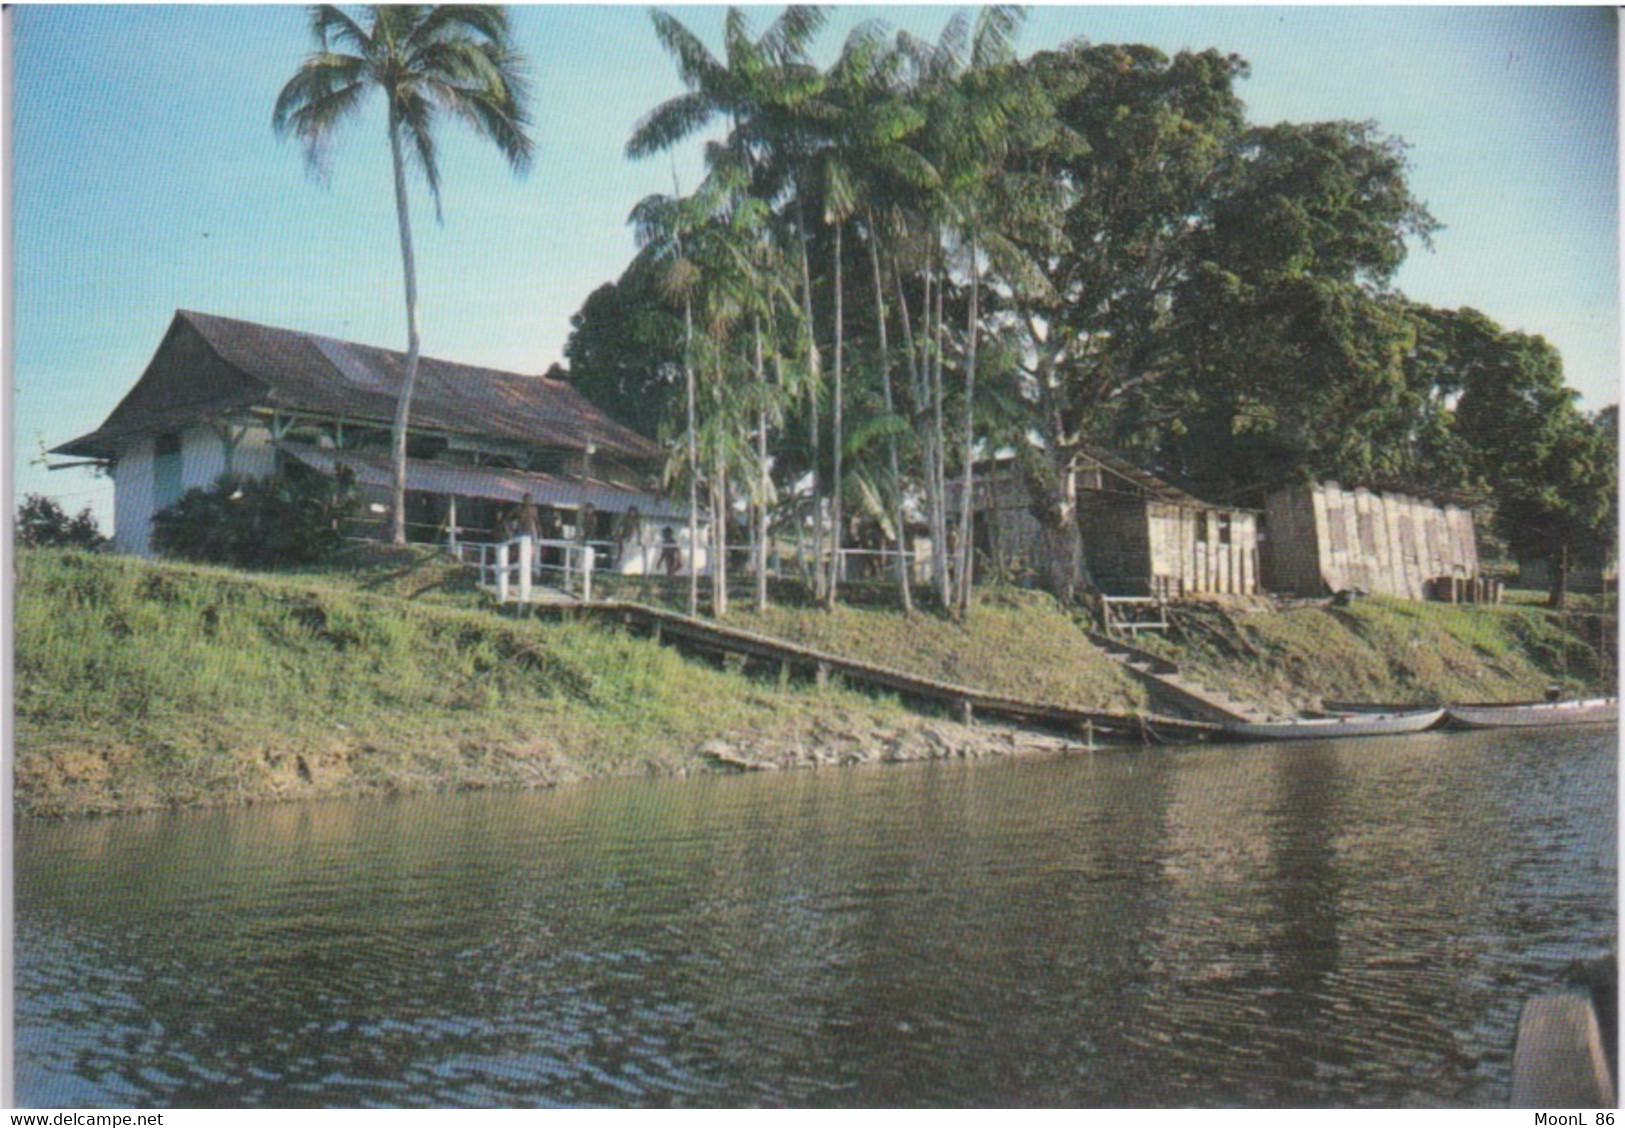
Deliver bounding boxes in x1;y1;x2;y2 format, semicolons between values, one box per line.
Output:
1262;482;1479;600
963;449;1260;597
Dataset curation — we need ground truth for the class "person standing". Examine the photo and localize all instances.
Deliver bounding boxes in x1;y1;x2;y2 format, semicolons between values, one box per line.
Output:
517;493;542;542
659;526;682;576
613;506;642;569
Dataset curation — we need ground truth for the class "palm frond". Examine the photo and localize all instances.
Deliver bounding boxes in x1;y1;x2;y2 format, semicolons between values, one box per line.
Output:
272;53;370;178
970;5;1026;70
397;89;443;218
760;5;827;64
627;90;716;159
649;8;724;91
932;11;970;80
308;5;371;53
403;4;508;52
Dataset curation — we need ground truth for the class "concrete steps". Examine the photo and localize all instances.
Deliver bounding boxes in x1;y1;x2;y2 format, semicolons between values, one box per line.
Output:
1085;629;1275;725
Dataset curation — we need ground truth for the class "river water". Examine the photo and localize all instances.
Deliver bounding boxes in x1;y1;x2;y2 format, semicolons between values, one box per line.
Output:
13;727;1615;1107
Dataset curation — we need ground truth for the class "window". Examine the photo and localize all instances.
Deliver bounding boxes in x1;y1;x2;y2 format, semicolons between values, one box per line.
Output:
153;431;182;510
1218;513;1232;546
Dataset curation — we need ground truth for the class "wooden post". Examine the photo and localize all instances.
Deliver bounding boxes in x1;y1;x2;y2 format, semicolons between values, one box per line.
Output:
582;542;594;603
816;661;830;687
496;542;510;603
518;536;533;604
956;698;974;726
447;495;459;552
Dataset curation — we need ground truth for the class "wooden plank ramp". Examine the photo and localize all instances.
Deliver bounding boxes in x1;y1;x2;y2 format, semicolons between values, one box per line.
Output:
541;600;1218;746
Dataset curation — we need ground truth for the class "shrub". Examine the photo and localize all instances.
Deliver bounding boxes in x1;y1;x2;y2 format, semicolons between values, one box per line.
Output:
15;493;107;549
151;465;358;568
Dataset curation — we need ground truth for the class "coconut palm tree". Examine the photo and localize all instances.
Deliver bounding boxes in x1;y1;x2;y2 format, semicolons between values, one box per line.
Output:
274;5;533;546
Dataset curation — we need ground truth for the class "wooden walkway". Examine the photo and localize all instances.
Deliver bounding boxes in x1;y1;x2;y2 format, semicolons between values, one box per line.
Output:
540;599;1221;746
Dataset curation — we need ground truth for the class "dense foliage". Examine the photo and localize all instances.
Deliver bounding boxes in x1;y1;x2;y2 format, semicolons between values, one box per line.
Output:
14;493;107;550
151;468;359;568
559;6;1613;608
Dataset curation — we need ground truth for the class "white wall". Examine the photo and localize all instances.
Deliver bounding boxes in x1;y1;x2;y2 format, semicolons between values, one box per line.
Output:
114;423;279;557
611;525;708;576
112;435;157;557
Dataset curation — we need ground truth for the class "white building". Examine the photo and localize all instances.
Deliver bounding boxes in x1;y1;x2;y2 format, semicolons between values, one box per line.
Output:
54;310;701;572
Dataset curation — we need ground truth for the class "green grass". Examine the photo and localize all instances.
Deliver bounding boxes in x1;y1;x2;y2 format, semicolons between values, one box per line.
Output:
17;548;1611;816
14;549;915;816
728;587;1146;714
1143;595;1610;714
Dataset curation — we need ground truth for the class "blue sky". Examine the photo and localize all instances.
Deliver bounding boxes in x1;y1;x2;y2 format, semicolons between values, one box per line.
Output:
10;6;1618;530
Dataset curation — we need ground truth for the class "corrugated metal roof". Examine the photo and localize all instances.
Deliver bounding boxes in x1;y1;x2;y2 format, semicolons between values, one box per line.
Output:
55;310;663;464
281;443;690;521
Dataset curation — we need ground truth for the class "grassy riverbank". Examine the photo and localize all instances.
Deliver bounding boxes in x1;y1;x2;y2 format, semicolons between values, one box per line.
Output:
1136;595;1610;716
15;548;1611;816
13;550;929;816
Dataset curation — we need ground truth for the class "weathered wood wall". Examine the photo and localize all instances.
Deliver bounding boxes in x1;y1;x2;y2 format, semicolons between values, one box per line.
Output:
969;470;1260;596
1145;502;1259;596
1263;483;1478;599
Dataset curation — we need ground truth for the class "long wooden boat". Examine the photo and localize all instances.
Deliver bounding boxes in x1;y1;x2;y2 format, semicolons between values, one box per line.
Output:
1220;708;1446;743
1321;700;1429;715
1445;698;1617;730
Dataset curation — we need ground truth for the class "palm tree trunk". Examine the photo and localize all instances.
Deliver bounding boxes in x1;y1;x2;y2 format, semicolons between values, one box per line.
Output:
867;216;911;613
893;260;927;605
387;109;421;548
711;471;729;618
917;257;948;609
956;237;981;618
684;296;699;617
931;251;951;610
828;221;844;607
754;314;769;614
712;350;728;618
796;199;825;602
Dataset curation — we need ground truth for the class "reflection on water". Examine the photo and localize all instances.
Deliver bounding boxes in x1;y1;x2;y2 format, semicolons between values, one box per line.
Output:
15;727;1615;1107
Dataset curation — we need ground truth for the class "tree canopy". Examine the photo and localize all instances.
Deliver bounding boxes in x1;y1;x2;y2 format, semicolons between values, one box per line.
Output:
558;8;1612;609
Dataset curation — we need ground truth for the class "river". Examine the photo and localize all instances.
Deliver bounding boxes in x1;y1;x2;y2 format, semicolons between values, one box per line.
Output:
13;726;1615;1107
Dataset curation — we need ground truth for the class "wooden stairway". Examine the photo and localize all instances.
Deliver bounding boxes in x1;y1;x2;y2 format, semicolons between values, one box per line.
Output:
1084;630;1276;726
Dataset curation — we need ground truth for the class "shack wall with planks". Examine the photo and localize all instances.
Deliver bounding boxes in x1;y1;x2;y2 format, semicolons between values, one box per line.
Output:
1262;482;1479;600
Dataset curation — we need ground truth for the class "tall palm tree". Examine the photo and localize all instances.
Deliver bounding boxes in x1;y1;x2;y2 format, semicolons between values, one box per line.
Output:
630;7;833;600
274;5;533;546
631;187;710;616
821;24;936;607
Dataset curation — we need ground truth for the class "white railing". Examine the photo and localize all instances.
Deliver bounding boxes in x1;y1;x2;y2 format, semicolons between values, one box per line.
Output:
458;536;595;603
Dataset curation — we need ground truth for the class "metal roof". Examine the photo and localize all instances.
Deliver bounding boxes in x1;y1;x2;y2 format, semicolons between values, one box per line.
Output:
280;443;691;522
55;310;663;464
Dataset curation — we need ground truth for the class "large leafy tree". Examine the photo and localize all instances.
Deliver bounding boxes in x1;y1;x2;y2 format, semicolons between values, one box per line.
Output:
1146;121;1440;498
980;42;1245;596
1441;310;1615;607
274;5;533;545
563;266;685;441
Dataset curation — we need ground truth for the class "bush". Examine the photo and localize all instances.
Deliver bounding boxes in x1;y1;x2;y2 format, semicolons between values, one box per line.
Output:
151;466;358;568
15;493;107;549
